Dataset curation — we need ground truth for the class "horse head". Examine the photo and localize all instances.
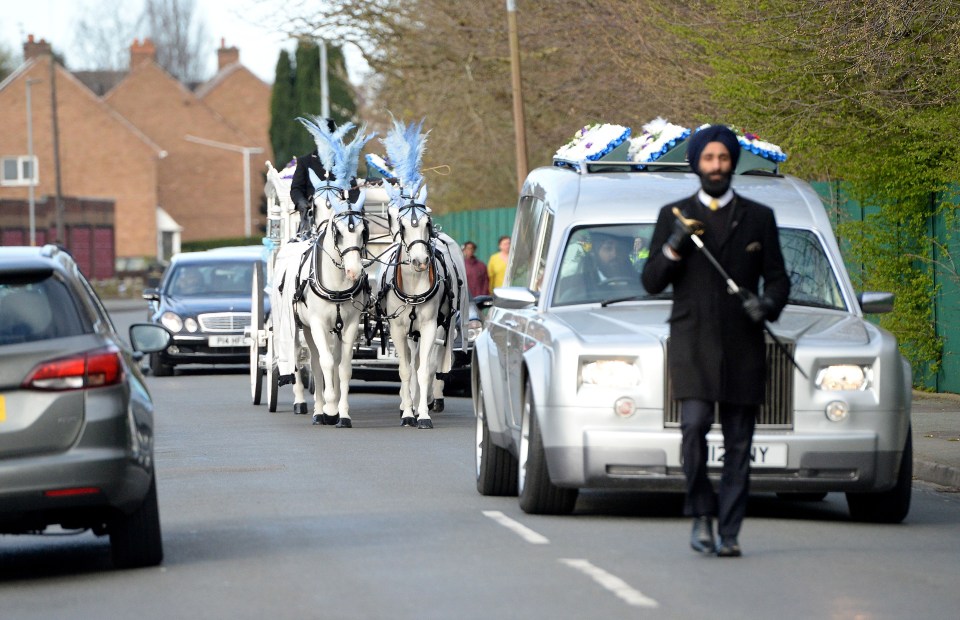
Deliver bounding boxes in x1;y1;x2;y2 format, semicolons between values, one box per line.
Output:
324;204;368;282
392;199;433;272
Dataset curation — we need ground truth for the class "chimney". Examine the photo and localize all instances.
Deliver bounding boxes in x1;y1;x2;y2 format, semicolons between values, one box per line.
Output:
217;38;240;70
130;38;157;67
23;34;52;60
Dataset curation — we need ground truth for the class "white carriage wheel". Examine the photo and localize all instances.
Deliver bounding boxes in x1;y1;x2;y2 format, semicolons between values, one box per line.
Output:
250;260;265;405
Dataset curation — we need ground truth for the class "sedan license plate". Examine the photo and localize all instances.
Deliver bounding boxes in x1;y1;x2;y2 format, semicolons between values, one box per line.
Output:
707;442;787;468
377;342;398;360
209;334;249;347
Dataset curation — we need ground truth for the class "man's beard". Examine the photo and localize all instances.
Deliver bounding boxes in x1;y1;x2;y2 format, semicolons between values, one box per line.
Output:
700;171;732;197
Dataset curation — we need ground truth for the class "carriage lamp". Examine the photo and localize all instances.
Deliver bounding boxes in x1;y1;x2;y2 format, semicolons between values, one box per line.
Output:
815;364;871;391
160;312;183;333
825;400;849;422
581;359;642;388
184;318;199;333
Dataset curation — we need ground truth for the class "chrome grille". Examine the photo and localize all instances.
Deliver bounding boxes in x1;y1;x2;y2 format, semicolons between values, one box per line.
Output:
664;336;795;429
198;312;251;332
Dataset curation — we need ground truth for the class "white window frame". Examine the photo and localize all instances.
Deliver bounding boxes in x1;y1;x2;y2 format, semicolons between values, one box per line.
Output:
1;155;39;187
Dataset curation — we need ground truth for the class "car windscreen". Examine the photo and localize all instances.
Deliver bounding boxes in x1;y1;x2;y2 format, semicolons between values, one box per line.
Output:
166;261;255;297
551;224;846;310
0;276;88;345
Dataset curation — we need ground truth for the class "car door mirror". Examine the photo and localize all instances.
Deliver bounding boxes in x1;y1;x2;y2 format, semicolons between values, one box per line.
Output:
858;291;894;314
472;295;493;311
142;288;160;302
129;323;172;353
493;287;538;310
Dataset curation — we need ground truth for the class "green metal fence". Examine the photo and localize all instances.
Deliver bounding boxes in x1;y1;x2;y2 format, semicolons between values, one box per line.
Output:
439;188;960;394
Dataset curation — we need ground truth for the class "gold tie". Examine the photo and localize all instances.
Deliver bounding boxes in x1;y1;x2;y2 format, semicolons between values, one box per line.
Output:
709;198;719;211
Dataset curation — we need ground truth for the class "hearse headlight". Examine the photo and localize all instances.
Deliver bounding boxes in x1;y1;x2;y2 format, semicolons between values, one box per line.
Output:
816;364;871;391
466;318;484;343
581;359;642;388
184;317;199;332
160;311;183;333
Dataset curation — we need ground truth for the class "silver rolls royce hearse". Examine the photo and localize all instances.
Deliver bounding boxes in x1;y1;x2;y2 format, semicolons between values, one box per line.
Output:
472;123;912;522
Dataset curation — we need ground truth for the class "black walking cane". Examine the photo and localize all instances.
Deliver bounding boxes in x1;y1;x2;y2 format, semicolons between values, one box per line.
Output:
671;207;808;379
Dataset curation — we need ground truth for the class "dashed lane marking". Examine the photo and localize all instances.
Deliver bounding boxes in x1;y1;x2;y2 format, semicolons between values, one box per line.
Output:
560;558;659;609
482;510;550;544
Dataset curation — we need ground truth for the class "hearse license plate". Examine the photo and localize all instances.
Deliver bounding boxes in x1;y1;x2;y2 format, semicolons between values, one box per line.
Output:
209;334;249;347
707;442;787;468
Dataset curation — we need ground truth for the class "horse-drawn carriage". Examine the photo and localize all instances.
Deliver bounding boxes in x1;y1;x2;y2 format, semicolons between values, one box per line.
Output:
248;118;470;427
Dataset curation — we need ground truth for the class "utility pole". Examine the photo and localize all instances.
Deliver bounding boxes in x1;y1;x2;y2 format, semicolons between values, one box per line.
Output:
184;135;264;237
49;54;65;243
320;39;330;119
25;78;43;246
506;0;529;193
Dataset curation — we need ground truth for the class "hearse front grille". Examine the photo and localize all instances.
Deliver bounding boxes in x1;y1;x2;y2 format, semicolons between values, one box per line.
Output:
664;336;795;429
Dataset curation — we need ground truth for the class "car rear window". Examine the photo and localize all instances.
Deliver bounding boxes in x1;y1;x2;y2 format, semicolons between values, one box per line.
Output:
0;277;87;345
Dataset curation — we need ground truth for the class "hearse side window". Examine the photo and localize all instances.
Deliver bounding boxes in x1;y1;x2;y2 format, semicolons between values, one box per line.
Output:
506;195;544;289
531;212;554;292
778;228;846;311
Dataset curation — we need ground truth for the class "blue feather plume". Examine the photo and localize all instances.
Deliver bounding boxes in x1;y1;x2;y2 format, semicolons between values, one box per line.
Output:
382;116;428;197
296;115;354;174
312;124;376;193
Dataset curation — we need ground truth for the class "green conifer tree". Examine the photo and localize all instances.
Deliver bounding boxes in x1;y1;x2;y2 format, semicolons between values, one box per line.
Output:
269;49;298;168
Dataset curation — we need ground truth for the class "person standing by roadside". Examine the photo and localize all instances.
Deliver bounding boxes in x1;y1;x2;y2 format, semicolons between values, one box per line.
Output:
462;241;489;298
487;235;510;290
641;125;790;558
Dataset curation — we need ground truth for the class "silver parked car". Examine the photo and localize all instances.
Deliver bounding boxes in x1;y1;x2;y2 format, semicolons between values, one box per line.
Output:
473;154;912;522
0;245;171;567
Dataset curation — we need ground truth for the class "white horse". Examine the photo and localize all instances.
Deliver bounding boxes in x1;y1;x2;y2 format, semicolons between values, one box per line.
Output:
281;204;369;427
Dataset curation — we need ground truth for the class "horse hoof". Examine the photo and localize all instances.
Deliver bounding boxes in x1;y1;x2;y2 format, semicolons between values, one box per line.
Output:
321;413;340;425
312;414;322;426
293;403;308;415
277;374;295;387
335;418;353;428
430;398;444;413
400;416;417;428
417;419;434;429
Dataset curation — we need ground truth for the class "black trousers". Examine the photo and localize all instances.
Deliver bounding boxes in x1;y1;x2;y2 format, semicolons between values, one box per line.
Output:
680;399;757;538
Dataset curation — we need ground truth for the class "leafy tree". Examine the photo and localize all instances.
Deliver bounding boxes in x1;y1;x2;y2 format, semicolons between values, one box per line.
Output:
269;50;299;168
0;42;15;82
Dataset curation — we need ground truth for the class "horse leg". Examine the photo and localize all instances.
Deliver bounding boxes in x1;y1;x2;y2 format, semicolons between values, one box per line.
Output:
312;324;341;426
429;340;445;413
333;320;360;428
413;323;440;429
292;331;308;414
393;329;417;427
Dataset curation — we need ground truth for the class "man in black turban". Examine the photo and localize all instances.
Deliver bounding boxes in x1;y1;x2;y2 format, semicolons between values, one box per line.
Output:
641;125;791;558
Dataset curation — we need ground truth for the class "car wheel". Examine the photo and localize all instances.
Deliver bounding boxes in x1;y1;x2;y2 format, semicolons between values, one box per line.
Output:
109;474;164;569
517;381;577;515
150;352;173;377
475;380;518;496
846;428;912;523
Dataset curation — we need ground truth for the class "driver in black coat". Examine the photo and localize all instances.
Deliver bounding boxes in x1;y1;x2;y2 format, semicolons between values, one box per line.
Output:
641;125;790;558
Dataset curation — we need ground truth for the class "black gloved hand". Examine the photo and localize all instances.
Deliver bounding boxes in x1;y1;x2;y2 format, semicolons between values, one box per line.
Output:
742;291;776;323
295;198;310;214
666;217;697;258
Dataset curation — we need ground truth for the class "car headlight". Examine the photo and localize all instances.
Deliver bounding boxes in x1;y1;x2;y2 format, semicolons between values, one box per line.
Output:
815;364;871;391
160;311;183;333
466;319;484;343
581;359;642;388
184;317;199;332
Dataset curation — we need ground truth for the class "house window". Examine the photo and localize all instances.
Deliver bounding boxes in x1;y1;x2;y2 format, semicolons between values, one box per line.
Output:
1;156;39;186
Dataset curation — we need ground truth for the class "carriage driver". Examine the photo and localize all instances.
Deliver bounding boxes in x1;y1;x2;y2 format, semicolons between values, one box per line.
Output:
290;117;361;237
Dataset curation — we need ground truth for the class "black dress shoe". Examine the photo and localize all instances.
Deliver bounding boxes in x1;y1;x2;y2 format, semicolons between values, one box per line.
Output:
690;517;715;554
716;536;742;557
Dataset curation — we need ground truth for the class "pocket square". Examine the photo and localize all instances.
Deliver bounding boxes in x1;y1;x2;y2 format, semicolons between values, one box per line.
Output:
746;241;763;253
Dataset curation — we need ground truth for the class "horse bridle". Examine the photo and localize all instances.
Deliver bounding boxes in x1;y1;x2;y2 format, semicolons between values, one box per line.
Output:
329;208;368;265
395;202;434;258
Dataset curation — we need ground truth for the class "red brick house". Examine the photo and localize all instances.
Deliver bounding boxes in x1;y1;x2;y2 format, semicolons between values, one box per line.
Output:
0;36;272;273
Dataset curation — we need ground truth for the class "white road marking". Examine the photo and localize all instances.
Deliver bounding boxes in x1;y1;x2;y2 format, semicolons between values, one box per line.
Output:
559;558;659;609
482;510;550;544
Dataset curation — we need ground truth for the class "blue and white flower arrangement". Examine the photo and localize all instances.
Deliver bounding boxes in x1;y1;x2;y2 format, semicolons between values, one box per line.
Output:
553;123;631;164
627;117;691;164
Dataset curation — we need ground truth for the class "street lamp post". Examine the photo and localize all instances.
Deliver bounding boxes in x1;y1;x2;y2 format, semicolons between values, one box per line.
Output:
184;135;264;237
25;78;43;246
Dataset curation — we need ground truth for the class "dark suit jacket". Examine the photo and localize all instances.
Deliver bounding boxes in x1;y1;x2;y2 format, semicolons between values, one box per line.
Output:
289;151;331;208
641;193;790;405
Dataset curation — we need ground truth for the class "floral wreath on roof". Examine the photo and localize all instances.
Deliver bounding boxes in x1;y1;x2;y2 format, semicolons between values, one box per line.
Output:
691;123;788;163
553;123;632;163
627;117;691;164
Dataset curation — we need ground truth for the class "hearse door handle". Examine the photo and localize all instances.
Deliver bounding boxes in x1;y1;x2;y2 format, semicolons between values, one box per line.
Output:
503;319;519;328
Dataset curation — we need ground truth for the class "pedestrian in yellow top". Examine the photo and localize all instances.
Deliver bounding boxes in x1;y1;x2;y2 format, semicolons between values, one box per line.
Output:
487;236;510;290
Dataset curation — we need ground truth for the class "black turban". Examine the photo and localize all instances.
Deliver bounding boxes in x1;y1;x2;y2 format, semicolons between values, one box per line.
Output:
686;125;741;175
